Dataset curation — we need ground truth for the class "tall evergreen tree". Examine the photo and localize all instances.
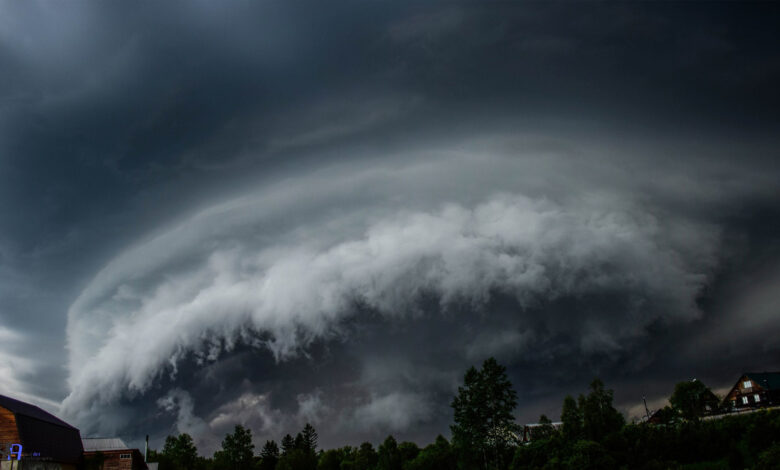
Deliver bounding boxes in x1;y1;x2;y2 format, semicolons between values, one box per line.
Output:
451;357;519;470
580;378;624;441
278;426;317;470
294;432;305;451
301;423;318;453
280;434;295;456
214;424;255;470
161;433;198;470
259;440;280;470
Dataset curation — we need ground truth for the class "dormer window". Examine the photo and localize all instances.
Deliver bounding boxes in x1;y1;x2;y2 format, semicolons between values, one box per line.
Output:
743;380;752;389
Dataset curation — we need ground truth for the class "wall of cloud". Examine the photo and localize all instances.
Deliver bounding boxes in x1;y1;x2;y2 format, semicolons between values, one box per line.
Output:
60;133;768;448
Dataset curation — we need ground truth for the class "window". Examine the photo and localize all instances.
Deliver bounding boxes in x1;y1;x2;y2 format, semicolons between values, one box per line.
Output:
754;394;761;402
120;454;131;459
743;380;752;389
742;396;749;405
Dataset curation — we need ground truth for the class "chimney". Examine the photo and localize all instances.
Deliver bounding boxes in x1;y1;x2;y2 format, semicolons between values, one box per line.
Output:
145;435;149;463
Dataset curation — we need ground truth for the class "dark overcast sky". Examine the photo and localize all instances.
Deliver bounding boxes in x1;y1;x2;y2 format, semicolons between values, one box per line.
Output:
1;0;779;454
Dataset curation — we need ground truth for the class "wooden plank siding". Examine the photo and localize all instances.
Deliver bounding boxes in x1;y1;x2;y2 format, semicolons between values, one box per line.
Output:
725;374;764;400
724;373;780;409
84;449;147;470
0;406;20;444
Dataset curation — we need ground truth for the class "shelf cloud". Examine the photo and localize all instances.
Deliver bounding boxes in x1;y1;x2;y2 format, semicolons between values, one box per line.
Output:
0;0;778;452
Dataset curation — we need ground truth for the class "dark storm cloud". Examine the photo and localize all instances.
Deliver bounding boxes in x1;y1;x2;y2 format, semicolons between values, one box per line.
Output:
0;0;778;453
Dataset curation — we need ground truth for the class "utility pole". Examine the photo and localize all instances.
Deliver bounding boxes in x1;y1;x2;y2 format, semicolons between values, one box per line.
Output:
643;396;651;421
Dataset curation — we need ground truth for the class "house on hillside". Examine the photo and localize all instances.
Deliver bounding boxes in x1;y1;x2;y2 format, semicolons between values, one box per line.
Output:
82;438;148;470
724;371;780;410
0;393;84;470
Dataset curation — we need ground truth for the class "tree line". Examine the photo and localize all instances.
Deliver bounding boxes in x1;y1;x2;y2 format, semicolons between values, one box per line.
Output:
138;358;780;470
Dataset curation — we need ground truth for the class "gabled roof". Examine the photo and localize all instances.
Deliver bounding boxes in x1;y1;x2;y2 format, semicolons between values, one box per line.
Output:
0;394;77;429
744;372;780;390
82;437;130;452
0;393;83;464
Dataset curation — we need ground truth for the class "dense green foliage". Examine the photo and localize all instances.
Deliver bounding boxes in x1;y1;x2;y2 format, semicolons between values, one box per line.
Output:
451;357;519;470
512;401;780;469
669;379;720;421
146;362;780;470
150;433;199;470
259;440;280;470
214;424;255;470
277;423;318;470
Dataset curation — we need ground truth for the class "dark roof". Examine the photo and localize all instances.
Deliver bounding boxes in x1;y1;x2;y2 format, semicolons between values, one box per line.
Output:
745;372;780;390
0;394;77;429
0;394;83;464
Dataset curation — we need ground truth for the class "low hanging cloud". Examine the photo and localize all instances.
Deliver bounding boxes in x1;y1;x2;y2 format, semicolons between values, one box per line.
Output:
153;386;333;452
60;140;734;436
348;391;434;432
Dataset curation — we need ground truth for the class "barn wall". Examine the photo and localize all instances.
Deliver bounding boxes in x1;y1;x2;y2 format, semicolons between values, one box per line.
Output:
85;451;135;470
0;406;21;444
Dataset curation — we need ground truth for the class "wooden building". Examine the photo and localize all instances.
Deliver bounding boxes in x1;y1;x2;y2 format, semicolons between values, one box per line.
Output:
82;438;147;470
0;394;84;470
519;421;563;443
724;371;780;410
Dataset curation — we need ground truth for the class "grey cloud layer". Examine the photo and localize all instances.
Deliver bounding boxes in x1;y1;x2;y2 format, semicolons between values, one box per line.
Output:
0;0;778;452
62;138;755;441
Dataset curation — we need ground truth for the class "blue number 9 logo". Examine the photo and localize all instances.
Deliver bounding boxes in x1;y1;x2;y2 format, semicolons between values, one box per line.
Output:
8;444;22;460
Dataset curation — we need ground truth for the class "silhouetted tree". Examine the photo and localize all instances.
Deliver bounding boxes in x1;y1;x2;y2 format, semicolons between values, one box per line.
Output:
214;425;254;470
451;357;519;470
280;434;295;456
405;435;456;470
276;448;317;470
581;379;624;441
259;440;280;470
561;395;583;441
318;448;348;470
278;425;317;470
355;442;378;470
301;423;318;453
161;433;198;470
294;433;304;450
669;379;719;420
377;435;402;470
398;441;420;465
